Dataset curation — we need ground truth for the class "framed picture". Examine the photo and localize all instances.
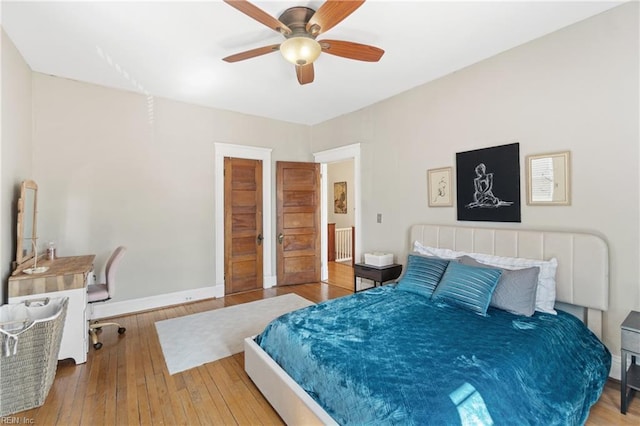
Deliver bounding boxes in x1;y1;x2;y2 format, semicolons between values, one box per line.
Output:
427;167;453;207
526;151;571;205
334;181;347;214
456;142;521;222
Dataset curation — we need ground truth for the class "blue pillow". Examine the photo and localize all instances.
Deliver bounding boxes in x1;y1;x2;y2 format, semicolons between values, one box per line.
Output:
395;254;450;297
459;256;539;316
431;261;502;316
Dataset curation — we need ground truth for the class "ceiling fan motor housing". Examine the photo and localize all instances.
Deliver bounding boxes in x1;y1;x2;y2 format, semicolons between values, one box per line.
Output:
278;7;318;38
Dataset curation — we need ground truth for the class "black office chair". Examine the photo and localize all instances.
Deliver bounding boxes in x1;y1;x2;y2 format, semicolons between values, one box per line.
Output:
87;246;127;349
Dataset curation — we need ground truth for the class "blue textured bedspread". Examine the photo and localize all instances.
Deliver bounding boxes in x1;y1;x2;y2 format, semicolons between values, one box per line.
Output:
256;286;611;425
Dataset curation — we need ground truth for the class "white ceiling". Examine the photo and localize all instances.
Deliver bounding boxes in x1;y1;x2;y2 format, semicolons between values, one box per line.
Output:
1;1;623;125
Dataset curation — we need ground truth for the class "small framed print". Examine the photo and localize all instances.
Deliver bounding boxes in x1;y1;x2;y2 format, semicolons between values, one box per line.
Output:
428;167;453;207
526;151;571;205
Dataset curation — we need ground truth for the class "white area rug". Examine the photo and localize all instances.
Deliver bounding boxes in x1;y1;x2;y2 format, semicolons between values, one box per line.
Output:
155;293;313;375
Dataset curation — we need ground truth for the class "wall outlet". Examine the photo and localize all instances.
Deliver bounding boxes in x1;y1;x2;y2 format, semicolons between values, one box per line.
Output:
377;213;382;223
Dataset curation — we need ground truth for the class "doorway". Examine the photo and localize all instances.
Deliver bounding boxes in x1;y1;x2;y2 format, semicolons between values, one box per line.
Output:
213;143;361;297
313;143;362;291
325;159;355;290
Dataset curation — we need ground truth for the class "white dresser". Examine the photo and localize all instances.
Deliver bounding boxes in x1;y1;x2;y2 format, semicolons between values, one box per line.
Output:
8;255;95;364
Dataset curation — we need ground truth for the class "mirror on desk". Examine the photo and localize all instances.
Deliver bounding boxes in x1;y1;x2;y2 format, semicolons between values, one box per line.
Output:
15;180;38;267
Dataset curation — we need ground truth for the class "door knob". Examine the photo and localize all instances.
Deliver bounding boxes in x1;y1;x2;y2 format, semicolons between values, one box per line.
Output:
257;233;263;246
277;233;284;244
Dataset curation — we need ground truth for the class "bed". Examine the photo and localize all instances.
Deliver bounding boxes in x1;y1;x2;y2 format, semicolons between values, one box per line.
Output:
244;224;611;425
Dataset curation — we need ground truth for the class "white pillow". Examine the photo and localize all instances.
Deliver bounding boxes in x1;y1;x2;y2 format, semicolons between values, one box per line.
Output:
413;241;467;259
414;241;558;314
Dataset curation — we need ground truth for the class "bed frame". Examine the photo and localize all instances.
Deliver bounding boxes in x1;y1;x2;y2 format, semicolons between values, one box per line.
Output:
244;224;609;425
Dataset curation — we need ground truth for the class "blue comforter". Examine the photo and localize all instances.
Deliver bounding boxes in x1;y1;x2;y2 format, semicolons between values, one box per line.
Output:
256;286;610;425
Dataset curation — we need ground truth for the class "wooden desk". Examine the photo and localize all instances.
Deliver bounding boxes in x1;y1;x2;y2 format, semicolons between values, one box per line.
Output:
9;255;95;364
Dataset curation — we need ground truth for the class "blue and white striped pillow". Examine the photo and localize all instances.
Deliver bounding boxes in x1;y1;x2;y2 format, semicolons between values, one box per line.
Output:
432;261;502;316
395;254;449;298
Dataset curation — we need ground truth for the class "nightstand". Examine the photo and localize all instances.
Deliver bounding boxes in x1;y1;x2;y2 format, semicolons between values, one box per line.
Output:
353;263;402;293
621;310;640;414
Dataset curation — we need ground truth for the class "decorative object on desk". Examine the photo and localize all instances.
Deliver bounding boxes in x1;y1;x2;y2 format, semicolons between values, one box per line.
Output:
456;142;521;223
47;241;56;260
22;239;48;274
427;167;453;207
334;181;347;214
155;294;313;374
15;180;38;267
23;266;49;275
526;151;571;205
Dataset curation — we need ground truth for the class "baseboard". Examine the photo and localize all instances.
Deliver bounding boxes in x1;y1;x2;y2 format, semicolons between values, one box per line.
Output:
90;285;223;319
90;276;280;319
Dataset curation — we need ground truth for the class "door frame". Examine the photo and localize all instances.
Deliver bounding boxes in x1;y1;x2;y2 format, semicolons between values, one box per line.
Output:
214;143;274;298
313;143;362;282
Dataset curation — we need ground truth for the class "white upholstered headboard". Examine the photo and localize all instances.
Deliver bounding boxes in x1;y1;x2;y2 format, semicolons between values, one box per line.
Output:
409;224;609;338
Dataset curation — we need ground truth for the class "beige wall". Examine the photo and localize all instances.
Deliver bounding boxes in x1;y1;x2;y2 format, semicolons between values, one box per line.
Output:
311;3;639;354
30;73;311;301
1;29;33;303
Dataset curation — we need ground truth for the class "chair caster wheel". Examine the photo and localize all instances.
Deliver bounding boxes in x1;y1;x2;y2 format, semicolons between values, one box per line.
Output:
93;342;103;350
118;327;126;334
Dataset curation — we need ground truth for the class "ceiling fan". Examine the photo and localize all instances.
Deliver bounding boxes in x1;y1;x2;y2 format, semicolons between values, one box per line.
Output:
222;0;384;85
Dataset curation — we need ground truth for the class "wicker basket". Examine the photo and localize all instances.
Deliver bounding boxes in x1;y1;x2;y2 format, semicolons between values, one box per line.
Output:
0;297;68;417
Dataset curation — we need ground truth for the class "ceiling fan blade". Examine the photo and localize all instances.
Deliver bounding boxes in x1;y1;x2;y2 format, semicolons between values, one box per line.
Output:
222;44;280;63
223;0;291;35
306;0;365;36
319;40;384;62
296;64;314;85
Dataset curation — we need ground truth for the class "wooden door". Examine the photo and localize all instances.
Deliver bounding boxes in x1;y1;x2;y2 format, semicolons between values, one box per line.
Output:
224;157;263;294
276;161;321;285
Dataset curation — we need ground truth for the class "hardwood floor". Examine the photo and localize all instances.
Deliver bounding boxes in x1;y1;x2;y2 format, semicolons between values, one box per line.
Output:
11;282;639;425
589;380;640;424
325;260;354;291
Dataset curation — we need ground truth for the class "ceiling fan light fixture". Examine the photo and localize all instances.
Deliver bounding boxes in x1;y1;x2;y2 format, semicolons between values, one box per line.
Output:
280;36;321;66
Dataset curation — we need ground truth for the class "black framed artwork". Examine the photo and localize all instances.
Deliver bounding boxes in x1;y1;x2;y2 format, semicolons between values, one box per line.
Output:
456;142;521;222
